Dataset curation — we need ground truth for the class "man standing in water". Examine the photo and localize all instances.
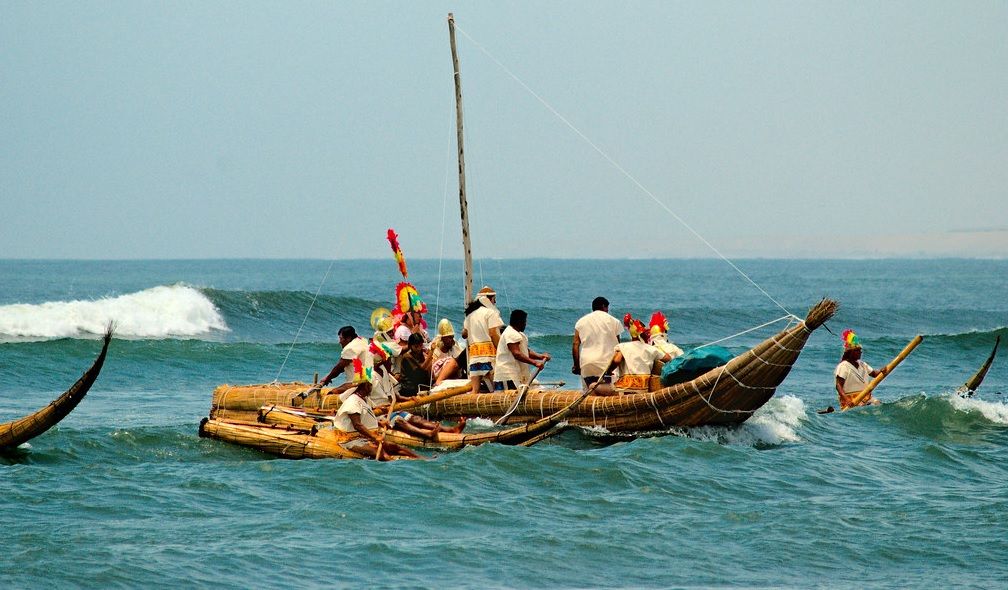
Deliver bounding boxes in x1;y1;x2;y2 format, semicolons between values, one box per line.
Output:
572;296;624;391
835;329;886;410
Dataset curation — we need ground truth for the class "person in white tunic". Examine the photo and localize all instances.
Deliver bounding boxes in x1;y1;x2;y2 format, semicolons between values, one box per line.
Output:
332;359;419;460
647;311;684;360
301;326;371;402
462;286;504;394
494;309;551;390
430;318;466;384
608;314;671;393
572;296;624;390
835;329;885;410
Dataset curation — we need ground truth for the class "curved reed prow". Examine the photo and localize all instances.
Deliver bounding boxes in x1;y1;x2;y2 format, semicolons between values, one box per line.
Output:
804;298;838;331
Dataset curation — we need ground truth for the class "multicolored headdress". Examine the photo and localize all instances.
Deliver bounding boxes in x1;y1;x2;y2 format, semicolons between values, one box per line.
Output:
394;282;427;316
648;311;669;337
387;228;408;279
623;313;647;341
369;339;399;364
351;358;373;384
842;329;861;350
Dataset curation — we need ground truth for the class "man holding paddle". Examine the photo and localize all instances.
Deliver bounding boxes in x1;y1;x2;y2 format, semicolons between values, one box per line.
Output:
494;309;550;391
835;329;886;410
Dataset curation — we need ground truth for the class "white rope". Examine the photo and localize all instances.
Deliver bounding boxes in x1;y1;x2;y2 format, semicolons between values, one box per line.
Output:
273;259;337;383
453;24;795;318
434;101;455;325
690;314;799;351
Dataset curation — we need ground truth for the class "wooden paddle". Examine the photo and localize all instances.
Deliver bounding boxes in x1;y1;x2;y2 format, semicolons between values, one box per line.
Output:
374;391;397;460
495;362;547;426
842;335;923;410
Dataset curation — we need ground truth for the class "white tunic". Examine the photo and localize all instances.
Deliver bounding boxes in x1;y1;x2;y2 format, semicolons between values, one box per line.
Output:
463;306;505;369
574;310;624;378
369;367;398;407
650;335;684;359
339;337;371;384
835;360;874;394
333;393;378;433
495;325;531;384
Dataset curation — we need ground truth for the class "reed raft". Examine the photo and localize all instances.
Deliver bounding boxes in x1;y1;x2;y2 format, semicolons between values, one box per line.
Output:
1;327;112;450
208;299;836;435
198;418;372;460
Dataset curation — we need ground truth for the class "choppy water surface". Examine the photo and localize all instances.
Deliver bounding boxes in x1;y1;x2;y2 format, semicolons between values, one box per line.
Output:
2;259;1007;588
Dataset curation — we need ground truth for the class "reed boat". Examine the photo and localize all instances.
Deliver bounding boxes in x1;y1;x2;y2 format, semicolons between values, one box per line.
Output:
198;418;374;460
1;327;113;451
208;299;835;434
199;385;586;458
206;15;837;438
256;384;592;449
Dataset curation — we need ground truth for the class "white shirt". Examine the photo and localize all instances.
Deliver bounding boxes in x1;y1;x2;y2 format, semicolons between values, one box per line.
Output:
575;310;624;378
495;326;531;384
463;306;505;363
369;367;398;406
339;337;371;384
835;359;874;394
614;340;664;377
650;334;684;359
333;393;378;433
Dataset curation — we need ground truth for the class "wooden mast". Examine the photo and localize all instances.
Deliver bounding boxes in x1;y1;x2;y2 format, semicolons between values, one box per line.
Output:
448;13;474;305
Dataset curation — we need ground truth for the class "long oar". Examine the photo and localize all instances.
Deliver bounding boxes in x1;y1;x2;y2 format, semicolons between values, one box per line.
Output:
494;362;547;426
374;394;397;460
843;335;923;410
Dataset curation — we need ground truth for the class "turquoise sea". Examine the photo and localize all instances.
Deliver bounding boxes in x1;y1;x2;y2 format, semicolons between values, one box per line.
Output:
1;258;1006;588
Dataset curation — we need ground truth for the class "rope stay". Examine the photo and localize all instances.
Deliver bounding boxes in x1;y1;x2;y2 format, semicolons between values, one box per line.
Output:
273;259;337;383
453;24;795;320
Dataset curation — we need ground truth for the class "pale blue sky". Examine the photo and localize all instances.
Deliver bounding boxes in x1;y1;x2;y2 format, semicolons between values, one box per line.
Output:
2;1;1006;259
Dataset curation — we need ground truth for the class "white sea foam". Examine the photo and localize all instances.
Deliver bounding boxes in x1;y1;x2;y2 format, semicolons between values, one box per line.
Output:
687;394;808;446
0;284;228;340
948;394;1008;425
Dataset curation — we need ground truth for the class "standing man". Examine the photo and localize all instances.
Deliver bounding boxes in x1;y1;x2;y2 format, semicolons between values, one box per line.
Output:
462;286;505;394
835;329;886;410
494;309;550;391
572;296;624;390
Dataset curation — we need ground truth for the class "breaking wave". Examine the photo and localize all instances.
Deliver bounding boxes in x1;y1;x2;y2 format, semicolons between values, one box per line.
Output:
947;394;1008;425
0;284;227;340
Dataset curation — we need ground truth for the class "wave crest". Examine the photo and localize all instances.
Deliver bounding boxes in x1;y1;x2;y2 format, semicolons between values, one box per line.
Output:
0;284;228;340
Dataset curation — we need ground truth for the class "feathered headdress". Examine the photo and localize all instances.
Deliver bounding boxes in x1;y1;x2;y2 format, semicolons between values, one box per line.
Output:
842;329;861;350
623;313;647;341
387;228;408;279
648;311;669;337
394;282;427;315
369;339;399;364
352;358;373;384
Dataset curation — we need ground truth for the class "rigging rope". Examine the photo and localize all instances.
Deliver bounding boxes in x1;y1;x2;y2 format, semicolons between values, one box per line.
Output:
453;24;796;320
273;260;337;383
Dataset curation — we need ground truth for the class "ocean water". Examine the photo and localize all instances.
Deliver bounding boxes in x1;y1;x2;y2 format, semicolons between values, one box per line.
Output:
1;258;1006;588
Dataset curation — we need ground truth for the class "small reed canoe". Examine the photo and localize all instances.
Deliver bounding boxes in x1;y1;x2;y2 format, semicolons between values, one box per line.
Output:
1;327;113;450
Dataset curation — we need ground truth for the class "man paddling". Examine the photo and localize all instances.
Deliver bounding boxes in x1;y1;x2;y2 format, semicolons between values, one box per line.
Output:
494;309;551;391
835;329;887;410
332;359;419;460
